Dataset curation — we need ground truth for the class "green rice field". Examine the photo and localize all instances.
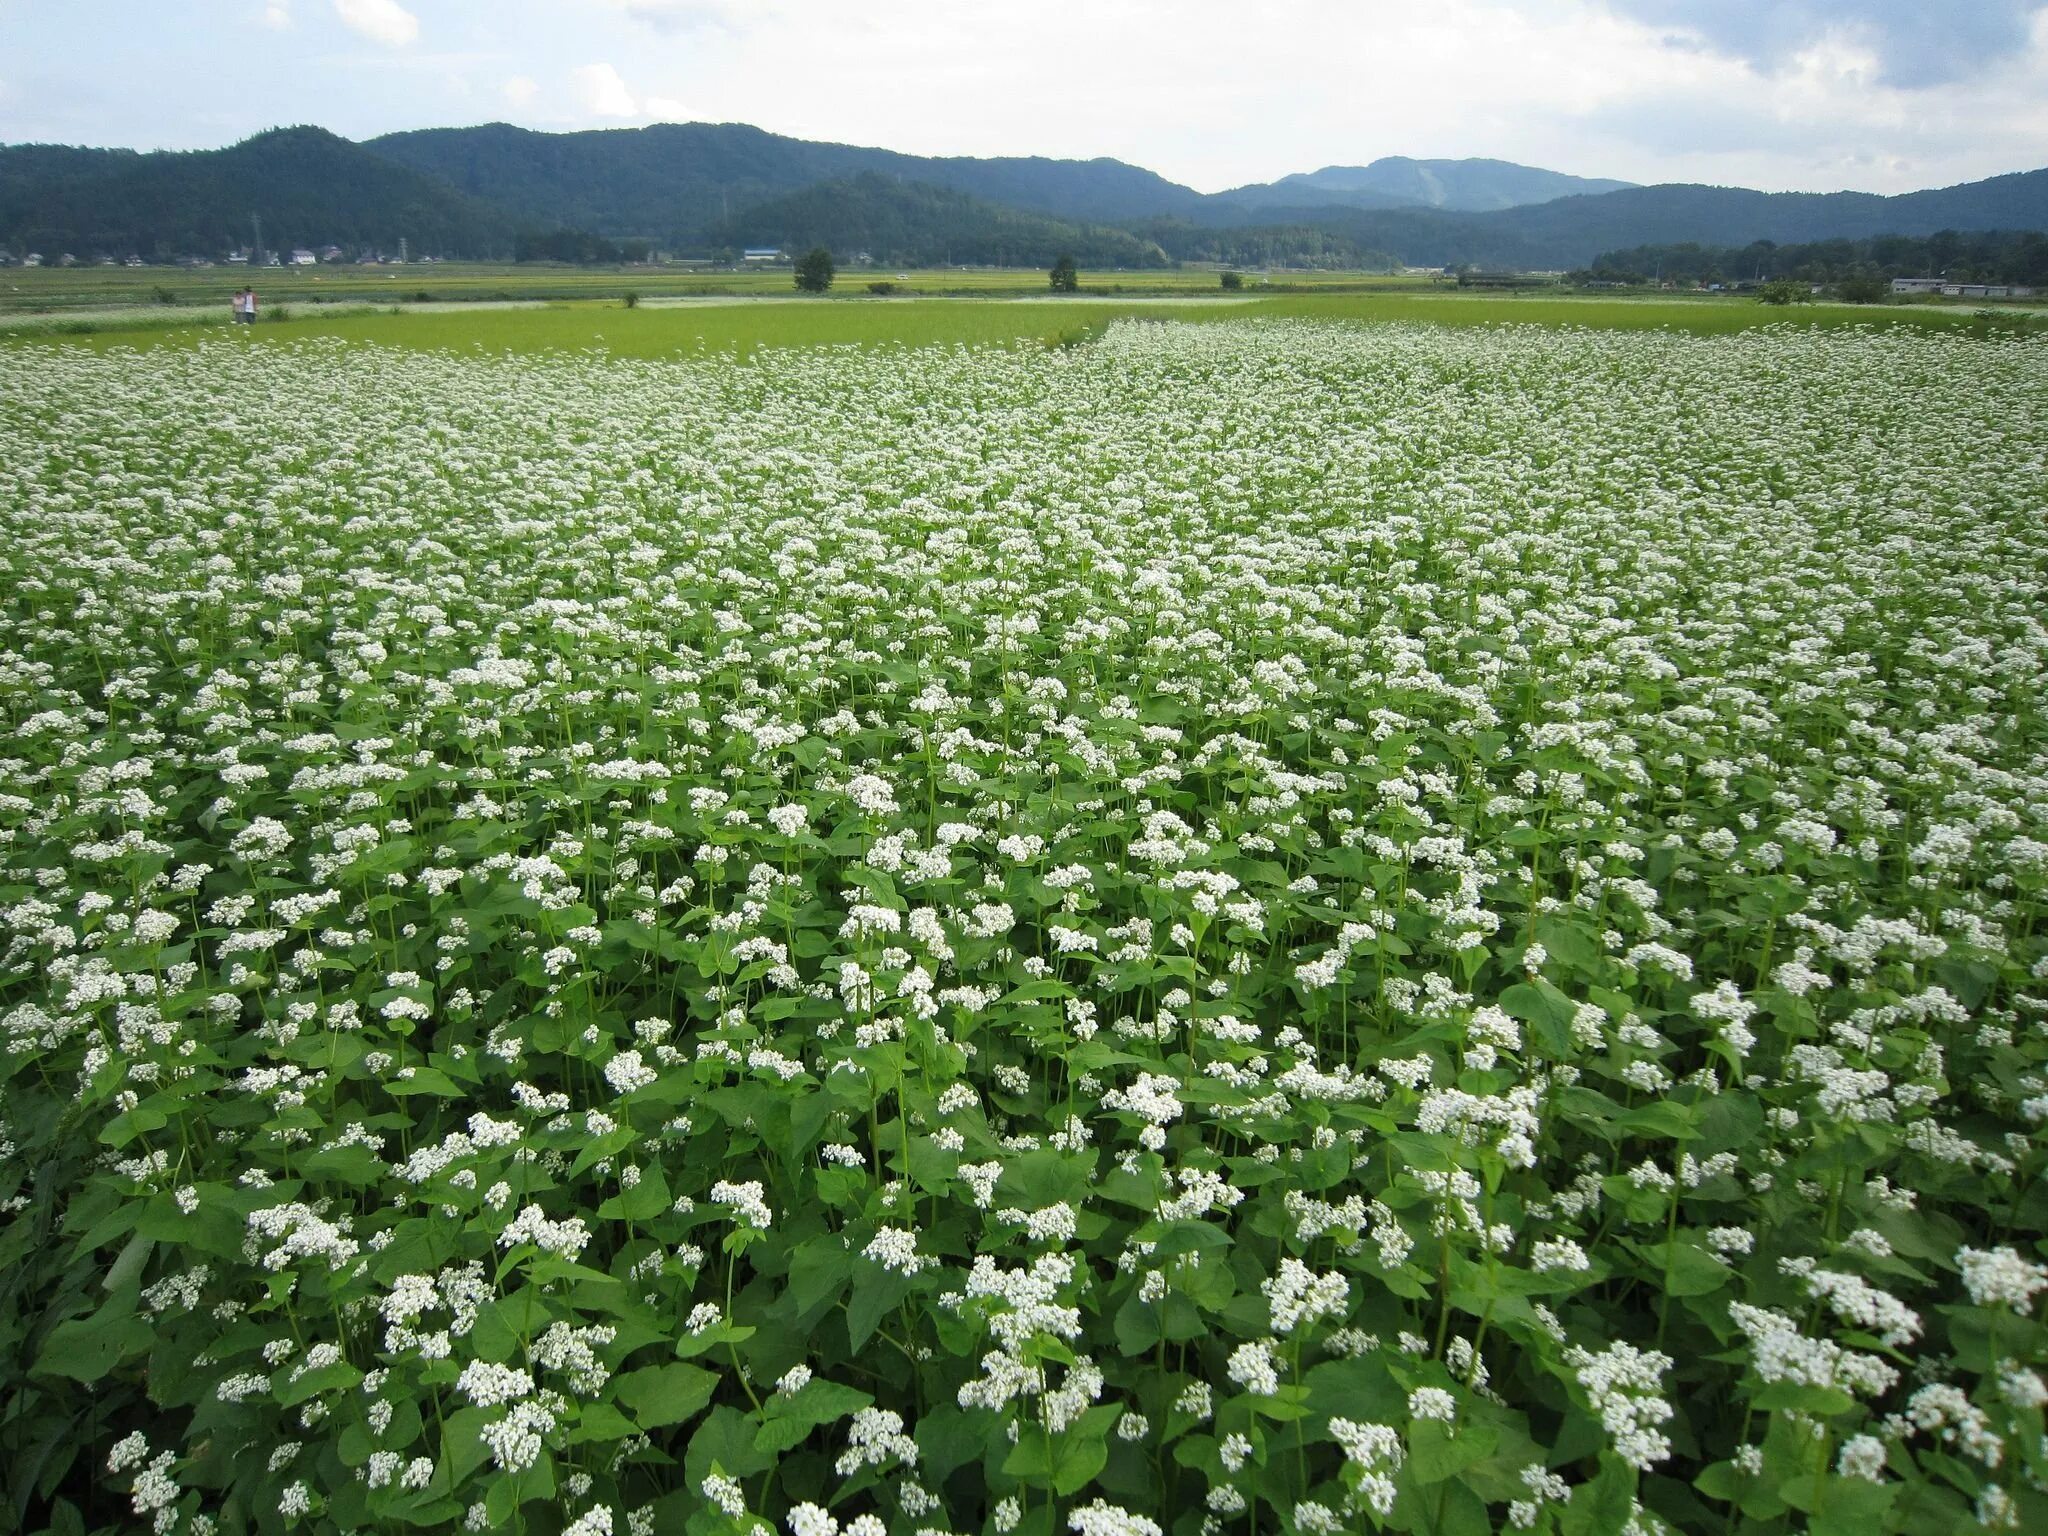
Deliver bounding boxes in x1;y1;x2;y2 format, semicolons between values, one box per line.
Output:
3;289;2024;358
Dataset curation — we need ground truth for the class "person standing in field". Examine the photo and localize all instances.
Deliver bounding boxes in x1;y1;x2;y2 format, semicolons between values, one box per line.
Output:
243;287;258;324
231;288;246;324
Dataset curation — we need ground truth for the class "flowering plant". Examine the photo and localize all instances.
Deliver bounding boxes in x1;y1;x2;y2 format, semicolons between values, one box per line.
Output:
3;321;2046;1535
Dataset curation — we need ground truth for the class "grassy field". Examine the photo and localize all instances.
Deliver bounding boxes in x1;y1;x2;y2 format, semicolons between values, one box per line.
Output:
1233;291;2029;336
4;286;2025;357
1;297;1224;355
0;260;1439;314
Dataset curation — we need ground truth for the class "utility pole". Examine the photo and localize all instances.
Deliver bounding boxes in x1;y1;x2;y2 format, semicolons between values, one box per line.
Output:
251;212;263;264
399;236;409;265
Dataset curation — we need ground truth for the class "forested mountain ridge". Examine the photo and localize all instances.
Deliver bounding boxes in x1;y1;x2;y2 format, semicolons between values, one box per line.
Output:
0;126;513;258
3;118;2044;272
1159;169;2048;269
703;174;1170;269
1217;157;1635;213
363;121;1208;242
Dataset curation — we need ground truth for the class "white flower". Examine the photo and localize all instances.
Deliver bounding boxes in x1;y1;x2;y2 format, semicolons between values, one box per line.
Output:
1068;1500;1162;1536
1408;1387;1457;1422
602;1049;657;1095
1957;1246;2048;1310
1227;1339;1282;1395
862;1226;931;1275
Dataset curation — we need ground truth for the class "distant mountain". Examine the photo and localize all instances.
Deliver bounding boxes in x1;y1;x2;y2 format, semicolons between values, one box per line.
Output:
2;120;2044;276
707;173;1169;269
1471;170;2048;256
0;126;512;258
363;121;1207;244
1161;168;2048;269
1220;157;1634;213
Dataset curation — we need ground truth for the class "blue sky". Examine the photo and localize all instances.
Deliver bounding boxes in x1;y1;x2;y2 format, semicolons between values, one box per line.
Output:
2;1;2044;194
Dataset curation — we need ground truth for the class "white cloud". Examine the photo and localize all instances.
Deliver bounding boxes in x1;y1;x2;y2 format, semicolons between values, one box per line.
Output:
585;0;766;34
333;0;418;48
573;62;641;118
565;0;2042;194
11;0;2045;193
261;2;292;28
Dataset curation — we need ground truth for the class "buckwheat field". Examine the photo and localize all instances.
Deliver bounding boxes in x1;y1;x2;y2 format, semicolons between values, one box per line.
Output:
4;318;2047;1536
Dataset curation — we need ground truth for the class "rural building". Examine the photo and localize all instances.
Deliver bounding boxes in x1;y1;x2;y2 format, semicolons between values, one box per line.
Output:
1942;283;2034;299
742;247;783;262
1891;277;1945;294
290;248;317;265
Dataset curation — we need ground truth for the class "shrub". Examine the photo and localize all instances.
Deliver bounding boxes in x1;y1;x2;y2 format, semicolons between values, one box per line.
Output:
1754;279;1813;306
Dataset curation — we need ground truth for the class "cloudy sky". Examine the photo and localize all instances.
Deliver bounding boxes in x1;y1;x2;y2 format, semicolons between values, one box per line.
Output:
2;0;2043;194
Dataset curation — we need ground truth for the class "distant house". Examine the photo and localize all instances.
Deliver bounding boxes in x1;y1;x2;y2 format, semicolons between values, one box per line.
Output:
1890;277;1945;294
123;254;144;267
226;249;250;265
318;245;345;263
290;248;317;266
1942;283;2033;299
22;253;42;267
742;248;783;262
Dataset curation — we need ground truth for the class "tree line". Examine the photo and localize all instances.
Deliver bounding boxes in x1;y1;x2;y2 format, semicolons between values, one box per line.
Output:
1577;229;2048;288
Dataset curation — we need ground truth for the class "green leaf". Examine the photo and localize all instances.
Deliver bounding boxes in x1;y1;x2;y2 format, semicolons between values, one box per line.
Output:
1643;1239;1729;1297
1406;1418;1497;1484
1408;1476;1493;1536
385;1067;463;1099
274;1359;363;1407
763;1377;872;1428
1004;1424;1110;1496
788;1239;851;1321
567;1401;638;1447
441;1406;493;1486
598;1164;670;1221
1500;979;1579;1055
685;1406;774;1486
613;1362;718;1429
1113;1292;1161;1354
1560;1453;1636;1536
916;1403;992;1482
847;1266;912;1352
33;1293;152;1383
